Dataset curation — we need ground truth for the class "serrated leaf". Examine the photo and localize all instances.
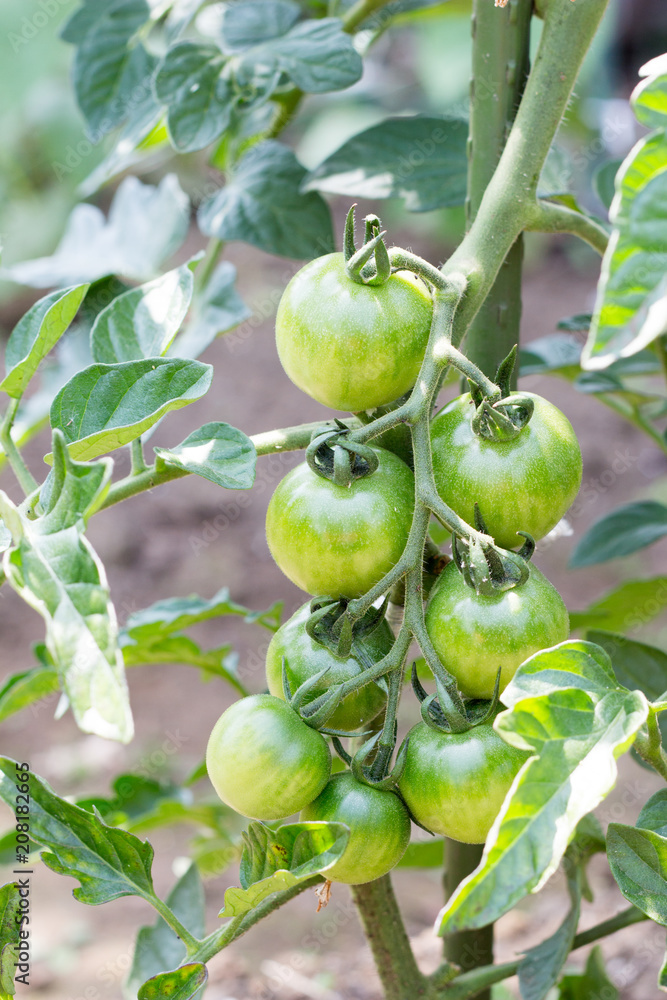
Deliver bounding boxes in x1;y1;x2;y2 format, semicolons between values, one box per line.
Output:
214;0;300;50
240;18;363;94
607;822;667;925
569;501;667;568
518;333;582;378
583;58;667;368
557;946;619;1000
199;141;334;259
569;578;667;633
71;0;154;134
169;261;251;359
220;821;348;917
437;641;648;934
0;665;60;724
48;357;212;462
154;422;256;489
121;634;245;695
126;866;205;999
124;588;282;637
91;265;195;364
0;882;21;993
138;963;207;1000
304;116;468;212
0;757;155;905
638;790;667;837
4;176;190;288
155;42;232;152
1;434;132;742
1;285;89;399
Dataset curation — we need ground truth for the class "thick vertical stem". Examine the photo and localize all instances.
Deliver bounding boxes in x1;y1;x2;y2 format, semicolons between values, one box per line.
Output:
351;875;432;999
444;841;493;1000
462;0;533;381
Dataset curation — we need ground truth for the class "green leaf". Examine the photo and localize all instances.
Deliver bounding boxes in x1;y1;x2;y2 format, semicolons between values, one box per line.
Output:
518;333;582;379
396;839;444;868
573;369;662;406
583;58;667;368
138;964;207;1000
437;641;648;933
638;790;667;837
154;422;256;490
569;578;667;633
220;821;349;917
169;262;251;359
91;265;195;364
4;176;190;288
155;42;232;152
0;665;60;724
215;0;300;50
594;159;623;212
78;97;164;198
1;286;89;399
557;946;619;1000
0;882;21;994
538;145;572;198
0;757;155;905
1;434;132;742
557;314;592;333
303;116;468;212
121;634;245;695
569;501;667;568
124;588;282;637
126;865;205;998
607;822;667;924
517;859;581;1000
240;19;363;94
71;0;154;134
198;141;334;259
49;357;212;462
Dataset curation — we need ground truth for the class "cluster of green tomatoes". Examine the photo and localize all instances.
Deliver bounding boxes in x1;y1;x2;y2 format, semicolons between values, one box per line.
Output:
207;233;582;886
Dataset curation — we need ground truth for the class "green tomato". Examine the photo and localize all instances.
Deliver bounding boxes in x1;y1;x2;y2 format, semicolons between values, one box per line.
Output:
265;447;414;599
266;602;390;731
398;721;529;843
206;694;330;820
425;560;569;699
275;252;433;412
430;392;582;549
300;772;411;884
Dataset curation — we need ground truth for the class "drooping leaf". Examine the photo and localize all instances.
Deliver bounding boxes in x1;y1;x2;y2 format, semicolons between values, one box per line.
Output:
91;264;195;364
607;822;667;925
154;422;256;490
437;641;648;933
0;758;155;905
49;357;212;462
569;578;667;633
126;865;205;998
0;882;21;993
569;501;667;568
213;0;300;50
303;116;468;212
169;262;251;359
1;433;132;742
0;665;60;724
123;587;282;637
199;141;334;259
4;176;190;287
1;285;89;399
582;58;667;368
138;963;207;1000
556;946;619;1000
220;820;349;917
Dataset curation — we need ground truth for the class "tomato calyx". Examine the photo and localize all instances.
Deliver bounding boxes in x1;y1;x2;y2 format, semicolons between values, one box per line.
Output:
343;205;391;287
305;594;390;660
306;423;380;487
332;729;409;792
469;346;536;442
410;662;502;736
451;519;534;595
284;663;369;738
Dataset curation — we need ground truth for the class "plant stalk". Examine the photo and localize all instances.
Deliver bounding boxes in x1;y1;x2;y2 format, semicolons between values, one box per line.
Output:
0;399;39;497
443;842;492;1000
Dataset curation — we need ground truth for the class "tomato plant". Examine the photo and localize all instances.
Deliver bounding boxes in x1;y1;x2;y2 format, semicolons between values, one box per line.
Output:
206;694;331;820
275;252;433;412
300;772;411;884
265;446;415;598
425;560;570;699
398;721;529;843
430;392;583;550
266;601;390;731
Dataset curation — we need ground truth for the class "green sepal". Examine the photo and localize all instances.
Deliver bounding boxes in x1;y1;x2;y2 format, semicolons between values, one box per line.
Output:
343;207;391;287
306;424;379;486
451;533;530;595
471;392;535;442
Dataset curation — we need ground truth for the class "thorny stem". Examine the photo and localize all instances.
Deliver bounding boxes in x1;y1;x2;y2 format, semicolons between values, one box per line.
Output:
0;399;38;496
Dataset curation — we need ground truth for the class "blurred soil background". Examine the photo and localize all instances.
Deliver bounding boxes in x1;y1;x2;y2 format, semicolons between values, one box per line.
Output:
1;0;667;998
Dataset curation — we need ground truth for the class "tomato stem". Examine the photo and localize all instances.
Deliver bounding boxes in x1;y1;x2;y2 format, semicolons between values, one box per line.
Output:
525;200;610;256
0;398;39;497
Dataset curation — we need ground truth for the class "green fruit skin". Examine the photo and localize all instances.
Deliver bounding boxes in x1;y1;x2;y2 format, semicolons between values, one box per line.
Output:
398;722;529;844
266;602;390;731
206;694;331;820
425;561;569;700
275;252;433;412
430;392;582;550
300;772;411;884
265;447;415;599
